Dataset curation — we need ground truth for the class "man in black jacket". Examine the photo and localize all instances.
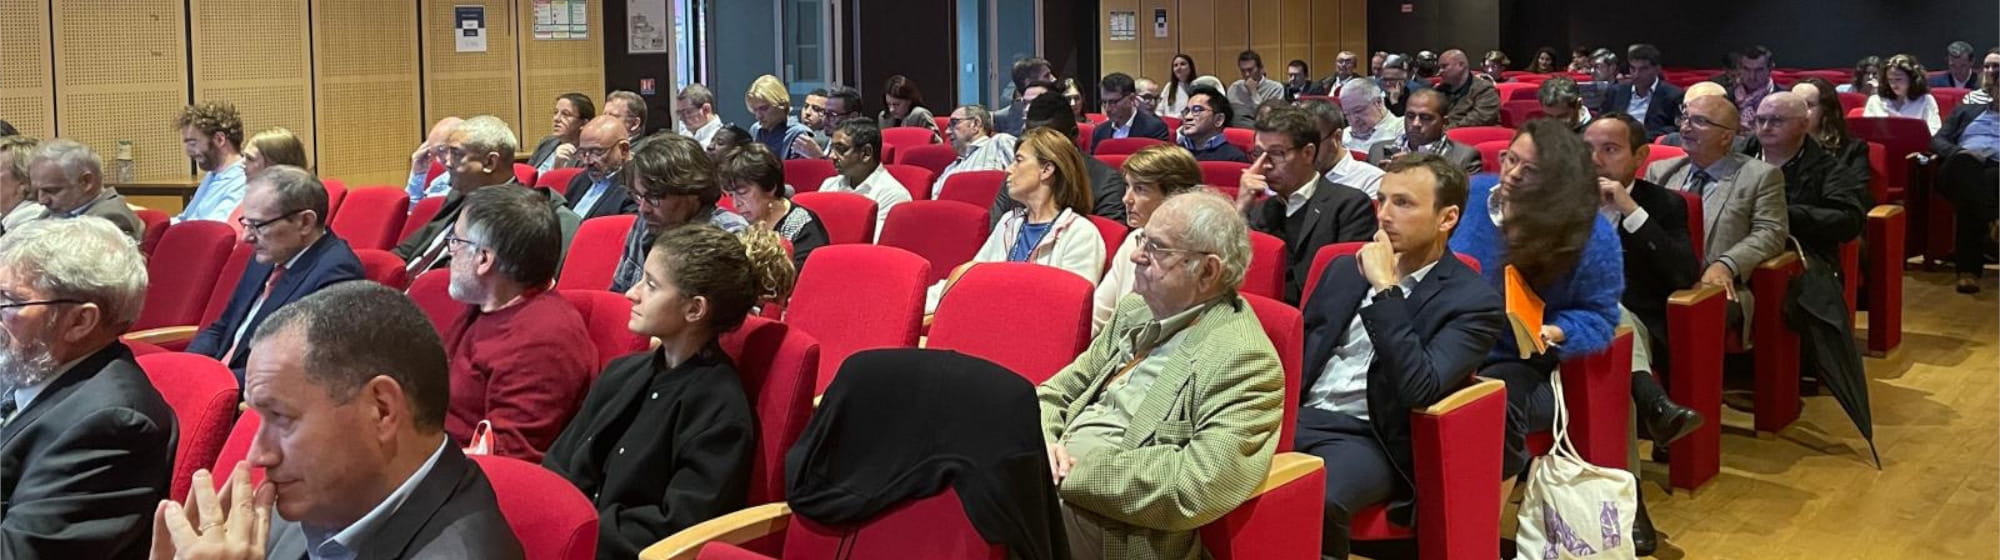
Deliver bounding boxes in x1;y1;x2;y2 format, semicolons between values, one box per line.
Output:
1237;107;1378;304
1931;55;2000;293
1602;44;1685;141
1090;72;1171;151
1296;154;1502;558
564;115;639;220
1748;92;1869;274
990;93;1128;227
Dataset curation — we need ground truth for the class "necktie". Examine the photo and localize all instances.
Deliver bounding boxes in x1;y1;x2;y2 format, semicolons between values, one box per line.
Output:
0;384;19;426
1687;169;1715;198
221;266;286;365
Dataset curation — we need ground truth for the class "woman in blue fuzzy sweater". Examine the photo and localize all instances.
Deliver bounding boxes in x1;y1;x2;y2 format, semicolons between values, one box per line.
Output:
1446;119;1624;478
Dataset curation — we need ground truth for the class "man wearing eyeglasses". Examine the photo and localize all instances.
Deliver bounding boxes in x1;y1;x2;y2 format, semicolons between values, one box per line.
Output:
1644;94;1790;342
1237;107;1378;304
394;115;582;275
1132;78;1163;117
610;134;749;293
673;84;725;149
1090;73;1171;153
1367;90;1482;176
1336;79;1404;155
186;166;363;380
563;116;639;220
932;104;1017;199
0;217;176;560
1173;85;1250;163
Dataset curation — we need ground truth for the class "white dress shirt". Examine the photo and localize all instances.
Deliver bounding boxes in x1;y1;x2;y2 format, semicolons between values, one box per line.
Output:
817;165;911;242
678;117;724;149
1323;155;1386;198
1345;114;1404;154
1627;83;1653;121
1277;177;1319;217
1863;94;1943;134
932;133;1017;198
1303;261;1437;419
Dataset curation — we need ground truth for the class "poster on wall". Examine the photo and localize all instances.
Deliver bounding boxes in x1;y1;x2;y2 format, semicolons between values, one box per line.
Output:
1109;10;1135;41
628;0;669;53
1154;8;1168;38
455;5;487;52
534;0;590;40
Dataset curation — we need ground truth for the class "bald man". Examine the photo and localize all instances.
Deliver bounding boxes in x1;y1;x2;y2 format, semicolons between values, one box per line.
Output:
565;115;639;220
406;117;464;204
1658;82;1747;151
1644;95;1790;340
1748;92;1867;272
1436;49;1500;127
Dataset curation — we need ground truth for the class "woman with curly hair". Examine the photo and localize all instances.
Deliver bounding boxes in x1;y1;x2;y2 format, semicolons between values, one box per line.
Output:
1863;54;1942;134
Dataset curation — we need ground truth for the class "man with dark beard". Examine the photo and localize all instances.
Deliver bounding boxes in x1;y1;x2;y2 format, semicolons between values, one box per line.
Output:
0;217;176;560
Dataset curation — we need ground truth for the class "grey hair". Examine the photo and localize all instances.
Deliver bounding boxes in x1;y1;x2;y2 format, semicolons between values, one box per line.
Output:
0;136;38;195
1338;78;1383;107
677;84;716;109
254;165;329;230
1191;75;1225;91
29;138;103;185
461;185;561;287
0;217;147;325
1157;190;1250;293
1538;76;1583;108
956;104;994;133
453;115;519;162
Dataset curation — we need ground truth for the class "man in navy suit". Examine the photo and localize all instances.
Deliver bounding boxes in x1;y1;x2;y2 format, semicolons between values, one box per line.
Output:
187;165;363;381
1090;72;1171;152
1602;44;1685;141
1293;153;1504;558
564;115;639;220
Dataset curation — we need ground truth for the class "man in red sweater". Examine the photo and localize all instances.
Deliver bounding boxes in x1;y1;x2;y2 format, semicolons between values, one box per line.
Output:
441;185;597;461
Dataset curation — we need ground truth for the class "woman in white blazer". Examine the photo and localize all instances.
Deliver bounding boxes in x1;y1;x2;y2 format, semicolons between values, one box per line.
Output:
1091;144;1205;335
1863;54;1942;134
927;127;1104;312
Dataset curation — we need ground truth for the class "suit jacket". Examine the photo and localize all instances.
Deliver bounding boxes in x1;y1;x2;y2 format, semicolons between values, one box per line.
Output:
1644;153;1791;283
562;171;638;221
1090;111;1172;151
44;188;145;243
1368;138;1483;178
0;343;176;560
990;155;1128;227
1299;254;1503;525
527;135;581;170
1933;102;1995;159
1439;77;1501;128
266;444;524;559
1602;80;1685;140
1927;71;1982;90
187;232;365;377
1246;176;1378;304
1040;294;1283;560
1616;179;1700;360
392;182;582;271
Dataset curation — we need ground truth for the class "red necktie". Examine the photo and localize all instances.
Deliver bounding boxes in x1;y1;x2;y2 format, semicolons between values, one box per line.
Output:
221;266;286;365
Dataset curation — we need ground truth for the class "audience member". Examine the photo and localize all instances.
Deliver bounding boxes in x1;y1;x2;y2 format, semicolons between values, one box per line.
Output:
1450;119;1624;480
1338;78;1405;154
722;143;827;271
242;127;309;177
1133;77;1163;116
1645;95;1790;340
1482;50;1512;80
29;139;144;241
1174;85;1250;163
1040;191;1282;560
0;136;45;234
1438;49;1502;127
1368;90;1483;175
1092;73;1172;150
1864;54;1943;134
746;75;813;159
544;224;792;559
1296;153;1502;559
0;217;172;560
929;127;1104;311
1568;46;1595;73
706;125;753;161
1301;99;1386;197
1605;44;1684;140
156;281;525;558
405;116;463;203
991;92;1129;225
175;100;248;223
1415;50;1442;80
396;116;533;273
823;86;865;135
565;115;639;220
1319;50;1363;94
188;166;363;380
1527;47;1559;74
934;104;1019;198
675;85;725;148
1752;92;1870;269
1285;59;1327;100
605;90;650;139
1927;56;1999;293
1161;54;1199;117
1931;41;1984;89
1838;55;1883;95
1583;50;1622;113
611;134;749;293
996;57;1057;136
440;185;595;462
1093;144;1203;333
1377;54;1426;117
818;120;909;241
880;74;940;133
1538;75;1592;129
798;86;857;160
1728;46;1782;130
529;92;594;173
1228;50;1288;127
1794;78;1873;187
1656;81;1749;151
1062;78;1090;123
800;88;830;138
1369;51;1388;77
1237;107;1378;304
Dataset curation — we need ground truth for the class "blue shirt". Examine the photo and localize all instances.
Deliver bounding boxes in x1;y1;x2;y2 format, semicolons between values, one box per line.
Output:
1961;108;2000;156
301;438;449;560
749;118;813;159
405;170;452;205
572;172;617;214
1008;221;1053;261
177;160;246;223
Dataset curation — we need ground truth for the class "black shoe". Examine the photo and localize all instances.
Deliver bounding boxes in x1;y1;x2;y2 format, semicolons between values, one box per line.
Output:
1634;494;1659;556
1959;273;1981;294
1641;397;1704;445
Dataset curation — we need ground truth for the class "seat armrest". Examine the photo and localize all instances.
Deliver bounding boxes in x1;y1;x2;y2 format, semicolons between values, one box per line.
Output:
1417;378;1504;416
1668;283;1724;306
125;325;201;345
1756;251;1800;272
1248;452;1324;498
640;503;793;560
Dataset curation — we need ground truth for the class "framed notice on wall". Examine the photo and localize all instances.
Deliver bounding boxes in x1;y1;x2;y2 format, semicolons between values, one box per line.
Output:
628;0;668;53
455;5;487;52
533;0;589;40
1109;10;1136;41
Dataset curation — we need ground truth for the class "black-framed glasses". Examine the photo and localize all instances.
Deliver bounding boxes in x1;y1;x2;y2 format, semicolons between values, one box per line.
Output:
0;298;84;313
442;231;482;251
238;208;307;233
1749;115;1797;128
1137;233;1209;264
625;187;672;206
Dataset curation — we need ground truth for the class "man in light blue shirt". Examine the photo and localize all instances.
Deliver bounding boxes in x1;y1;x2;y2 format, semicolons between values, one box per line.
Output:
175;101;248;223
405;117;463;205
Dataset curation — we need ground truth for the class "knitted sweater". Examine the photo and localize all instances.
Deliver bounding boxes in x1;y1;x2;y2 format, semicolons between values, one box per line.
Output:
1447;175;1625;358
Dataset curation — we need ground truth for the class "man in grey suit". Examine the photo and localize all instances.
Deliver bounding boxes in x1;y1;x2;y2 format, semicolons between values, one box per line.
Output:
1367;89;1482;176
149;282;524;560
1644;94;1789;331
27;139;144;242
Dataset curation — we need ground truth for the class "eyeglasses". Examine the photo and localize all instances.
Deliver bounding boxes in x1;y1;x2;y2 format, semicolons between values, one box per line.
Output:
1251;142;1313;162
1138;234;1208;264
1499;150;1541;181
442;231;482;252
1749;115;1797;128
626;187;673;206
1137;94;1160;103
238;208;307;234
1677;114;1737;131
1180;105;1211;118
0;298;83;315
577;146;615;161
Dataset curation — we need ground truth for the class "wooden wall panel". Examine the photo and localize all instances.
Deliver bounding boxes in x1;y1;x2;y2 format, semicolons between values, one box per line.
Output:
1311;0;1341;75
316;0;423;187
1278;0;1309;71
1213;0;1249;79
1247;0;1280;73
424;0;521;141
0;0;55;139
1136;1;1177;83
1099;0;1142;78
516;0;604;147
54;0;189;181
1340;0;1369;64
192;0;314;171
1177;0;1215;86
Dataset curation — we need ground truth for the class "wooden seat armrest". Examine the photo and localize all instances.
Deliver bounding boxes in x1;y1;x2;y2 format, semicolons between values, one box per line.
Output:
1867;204;1904;219
1416;378;1504;416
1247;452;1323;498
639;502;793;560
1667;283;1725;306
1757;251;1801;271
125;325;200;345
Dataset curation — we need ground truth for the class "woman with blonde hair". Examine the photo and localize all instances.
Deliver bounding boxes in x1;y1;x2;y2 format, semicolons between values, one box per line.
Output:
926;126;1104;311
745;74;813;159
1092;144;1204;333
242;127;309;176
0;135;45;233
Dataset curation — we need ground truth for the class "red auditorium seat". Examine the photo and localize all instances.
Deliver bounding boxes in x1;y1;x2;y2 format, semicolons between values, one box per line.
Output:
403;195;448;242
193;244;256;332
782;158;838;194
1643;144;1687;170
791;191;878;245
894;143;957;182
1197;294;1326;559
1346;378;1508;558
1475;140;1508;174
513;162;539;188
932;116;951;134
719;317;821;505
1085;215;1128;275
646;489;1004;560
210;409;265;489
1093;137;1168;155
877;200;990;284
137;352;240;502
132;221;236;332
321;178;350;221
1200;160;1250;200
405;268;459;337
538;167;585;197
1242;293;1302;451
1444;125;1515;147
1933;87;1969;117
1496;81;1539;102
355;248;411;290
470;455;600;560
786;244;929;393
1085;112;1109;124
329;187;410;252
1302;242;1482;305
880;127;938;154
557;289;650;369
1223;127;1257;154
1675;190;1801;435
1837;92;1868;116
555;215;637;291
1094;154;1129;169
881;164;936;201
1077;123;1096;154
1242;231;1287;301
1499;99;1543;129
137;208;171;255
927;262;1096;384
425;161;445;186
936;169;1006;208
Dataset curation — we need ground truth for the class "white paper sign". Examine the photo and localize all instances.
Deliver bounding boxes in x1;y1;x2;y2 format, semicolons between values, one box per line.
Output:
455;5;487;52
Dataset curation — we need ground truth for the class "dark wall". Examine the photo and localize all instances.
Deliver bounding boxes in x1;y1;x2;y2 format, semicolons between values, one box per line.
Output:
601;0;673;136
711;1;780;128
1041;0;1101;100
843;0;956;117
1545;1;1996;70
1367;0;1501;58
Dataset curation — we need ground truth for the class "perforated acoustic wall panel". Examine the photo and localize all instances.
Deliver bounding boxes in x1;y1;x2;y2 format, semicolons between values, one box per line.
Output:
424;0;521;143
192;0;313;171
0;0;56;139
315;0;423;187
53;0;190;181
515;0;604;145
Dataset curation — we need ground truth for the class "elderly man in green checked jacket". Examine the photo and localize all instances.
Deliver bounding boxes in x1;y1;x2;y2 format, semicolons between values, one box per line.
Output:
1039;191;1284;560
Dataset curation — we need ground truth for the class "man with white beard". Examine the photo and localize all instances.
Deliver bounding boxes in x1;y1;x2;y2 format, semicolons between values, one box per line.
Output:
0;217;177;560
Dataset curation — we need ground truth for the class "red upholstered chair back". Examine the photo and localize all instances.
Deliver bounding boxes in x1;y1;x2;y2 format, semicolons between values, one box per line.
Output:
1933;87;1969;117
787;244;929;393
1499;100;1543;129
321;178;350;221
136;220;236;331
137;209;172;255
933;116;952;134
405;268;461;337
354;249;410;290
937;170;1006;208
880;127;938;154
929;263;1096;384
1847;115;1933;201
1643;144;1687;171
425;161;445;186
138;352;241;502
1495;81;1539;102
1094;154;1129;170
1475;140;1508;174
1242;231;1287;300
718;316;821;505
1865;141;1888;204
1837;92;1868;115
1094;137;1169;155
1677;190;1707;259
1242;293;1303;453
881;164;936;201
792;191;879;245
1302;242;1482;304
402;195;448;242
555;215;637;290
895;143;958;180
1085;112;1109;124
1160;115;1183;135
1222;127;1256;153
199;243;256;328
1076;123;1096;153
783;158;838;194
782;488;1005;560
210;409;265;489
513;163;539;188
556;289;650;370
877;200;991;284
1086;215;1129;275
1200;160;1250;199
537;167;585;197
329;187;410;251
1444;126;1516;147
469;455;599;560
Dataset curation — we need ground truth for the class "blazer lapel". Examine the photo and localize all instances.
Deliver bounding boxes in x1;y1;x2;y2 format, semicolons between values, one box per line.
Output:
0;344;126;448
265;234;334;305
355;444;474;559
1295;179;1333;248
1117;301;1232;450
1407;252;1460;313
